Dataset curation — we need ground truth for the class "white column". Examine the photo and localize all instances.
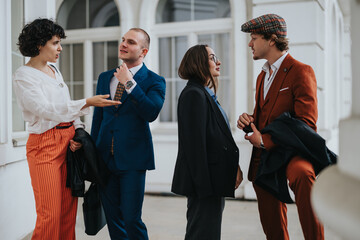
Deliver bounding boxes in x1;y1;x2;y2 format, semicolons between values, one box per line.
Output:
138;0;157;70
312;1;360;239
351;0;360;117
83;40;93;130
231;0;255;199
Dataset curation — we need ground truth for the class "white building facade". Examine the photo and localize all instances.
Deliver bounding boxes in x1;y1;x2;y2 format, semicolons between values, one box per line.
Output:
0;0;354;239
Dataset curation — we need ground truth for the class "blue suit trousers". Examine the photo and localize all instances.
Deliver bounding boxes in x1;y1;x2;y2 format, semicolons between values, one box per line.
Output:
99;170;148;240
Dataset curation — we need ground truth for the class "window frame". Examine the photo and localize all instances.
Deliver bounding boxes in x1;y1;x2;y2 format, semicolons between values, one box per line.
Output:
0;0;27;166
10;0;27;146
151;17;233;129
59;26;121;129
56;0;123;130
57;0;120;30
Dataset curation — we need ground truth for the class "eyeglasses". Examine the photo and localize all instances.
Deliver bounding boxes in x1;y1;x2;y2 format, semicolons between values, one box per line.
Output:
209;54;219;63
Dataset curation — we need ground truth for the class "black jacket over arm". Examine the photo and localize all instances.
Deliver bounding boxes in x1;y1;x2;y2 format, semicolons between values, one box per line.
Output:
66;128;110;197
256;112;337;203
171;81;239;198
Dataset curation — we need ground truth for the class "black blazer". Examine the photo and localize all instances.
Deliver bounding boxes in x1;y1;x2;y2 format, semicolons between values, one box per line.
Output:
171;81;239;198
256;112;337;203
66;128;110;197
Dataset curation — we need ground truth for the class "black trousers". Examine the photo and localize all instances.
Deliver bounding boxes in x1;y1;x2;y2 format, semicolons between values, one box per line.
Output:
185;196;225;240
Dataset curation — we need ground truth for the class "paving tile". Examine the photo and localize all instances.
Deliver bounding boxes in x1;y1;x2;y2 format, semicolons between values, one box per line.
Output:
75;195;342;240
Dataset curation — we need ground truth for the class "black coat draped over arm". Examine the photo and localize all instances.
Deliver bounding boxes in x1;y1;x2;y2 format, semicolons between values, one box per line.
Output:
256;112;337;203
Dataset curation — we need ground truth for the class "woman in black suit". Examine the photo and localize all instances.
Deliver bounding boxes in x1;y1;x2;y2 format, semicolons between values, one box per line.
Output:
171;44;243;240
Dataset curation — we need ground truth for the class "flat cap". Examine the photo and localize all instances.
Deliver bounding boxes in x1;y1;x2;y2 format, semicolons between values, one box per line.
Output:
241;14;287;38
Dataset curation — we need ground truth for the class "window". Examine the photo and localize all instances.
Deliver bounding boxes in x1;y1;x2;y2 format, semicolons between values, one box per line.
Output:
93;41;119;94
155;0;232;123
57;0;120;126
198;33;231;116
156;0;231;23
57;0;120;29
159;36;188;122
11;0;25;133
60;44;85;101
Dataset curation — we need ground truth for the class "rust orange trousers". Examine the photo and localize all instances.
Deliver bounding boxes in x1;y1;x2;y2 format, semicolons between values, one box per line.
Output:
26;124;77;240
253;156;324;240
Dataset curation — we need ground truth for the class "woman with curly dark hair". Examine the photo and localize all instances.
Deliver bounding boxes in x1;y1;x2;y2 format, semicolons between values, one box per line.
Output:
13;18;120;240
171;45;243;240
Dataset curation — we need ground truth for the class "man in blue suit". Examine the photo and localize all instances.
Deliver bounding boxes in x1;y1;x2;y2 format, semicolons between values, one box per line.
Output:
91;28;166;240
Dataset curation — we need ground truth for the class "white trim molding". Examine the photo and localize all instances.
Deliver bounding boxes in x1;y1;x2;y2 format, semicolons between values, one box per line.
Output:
61;27;121;44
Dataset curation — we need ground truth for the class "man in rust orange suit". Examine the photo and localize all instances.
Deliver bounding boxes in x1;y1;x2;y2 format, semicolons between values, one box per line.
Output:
237;14;324;240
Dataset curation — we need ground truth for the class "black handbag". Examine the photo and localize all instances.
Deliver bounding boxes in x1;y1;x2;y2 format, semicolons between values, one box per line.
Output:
83;183;107;235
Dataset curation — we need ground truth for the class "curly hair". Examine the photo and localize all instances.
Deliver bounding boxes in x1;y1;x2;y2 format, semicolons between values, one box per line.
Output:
178;44;218;94
261;32;289;51
18;18;66;57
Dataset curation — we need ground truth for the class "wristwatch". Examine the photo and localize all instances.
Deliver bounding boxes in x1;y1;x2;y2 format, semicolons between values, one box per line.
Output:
125;80;134;89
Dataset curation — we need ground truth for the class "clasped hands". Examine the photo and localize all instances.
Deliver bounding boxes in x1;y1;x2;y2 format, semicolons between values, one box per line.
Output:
237;113;262;149
69;140;82;152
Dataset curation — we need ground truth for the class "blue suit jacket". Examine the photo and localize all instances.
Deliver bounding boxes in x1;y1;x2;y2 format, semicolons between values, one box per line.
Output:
91;64;166;171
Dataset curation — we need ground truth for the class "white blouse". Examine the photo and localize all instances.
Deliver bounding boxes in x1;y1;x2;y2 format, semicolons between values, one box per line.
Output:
13;65;90;134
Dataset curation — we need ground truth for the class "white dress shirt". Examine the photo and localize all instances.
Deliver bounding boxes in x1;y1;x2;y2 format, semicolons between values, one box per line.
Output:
109;63;142;99
262;52;289;99
13;65;90;134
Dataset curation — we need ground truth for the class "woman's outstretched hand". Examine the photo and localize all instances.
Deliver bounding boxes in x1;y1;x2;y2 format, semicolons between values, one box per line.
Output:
83;94;121;109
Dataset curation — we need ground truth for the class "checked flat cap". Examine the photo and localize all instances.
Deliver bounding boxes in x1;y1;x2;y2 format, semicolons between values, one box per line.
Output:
241;14;287;38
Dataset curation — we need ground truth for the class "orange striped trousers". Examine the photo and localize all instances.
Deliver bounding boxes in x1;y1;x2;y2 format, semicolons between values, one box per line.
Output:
26;124;78;240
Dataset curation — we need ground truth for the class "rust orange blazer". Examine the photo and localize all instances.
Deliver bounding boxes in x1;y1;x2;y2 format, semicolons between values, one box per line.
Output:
248;54;318;181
